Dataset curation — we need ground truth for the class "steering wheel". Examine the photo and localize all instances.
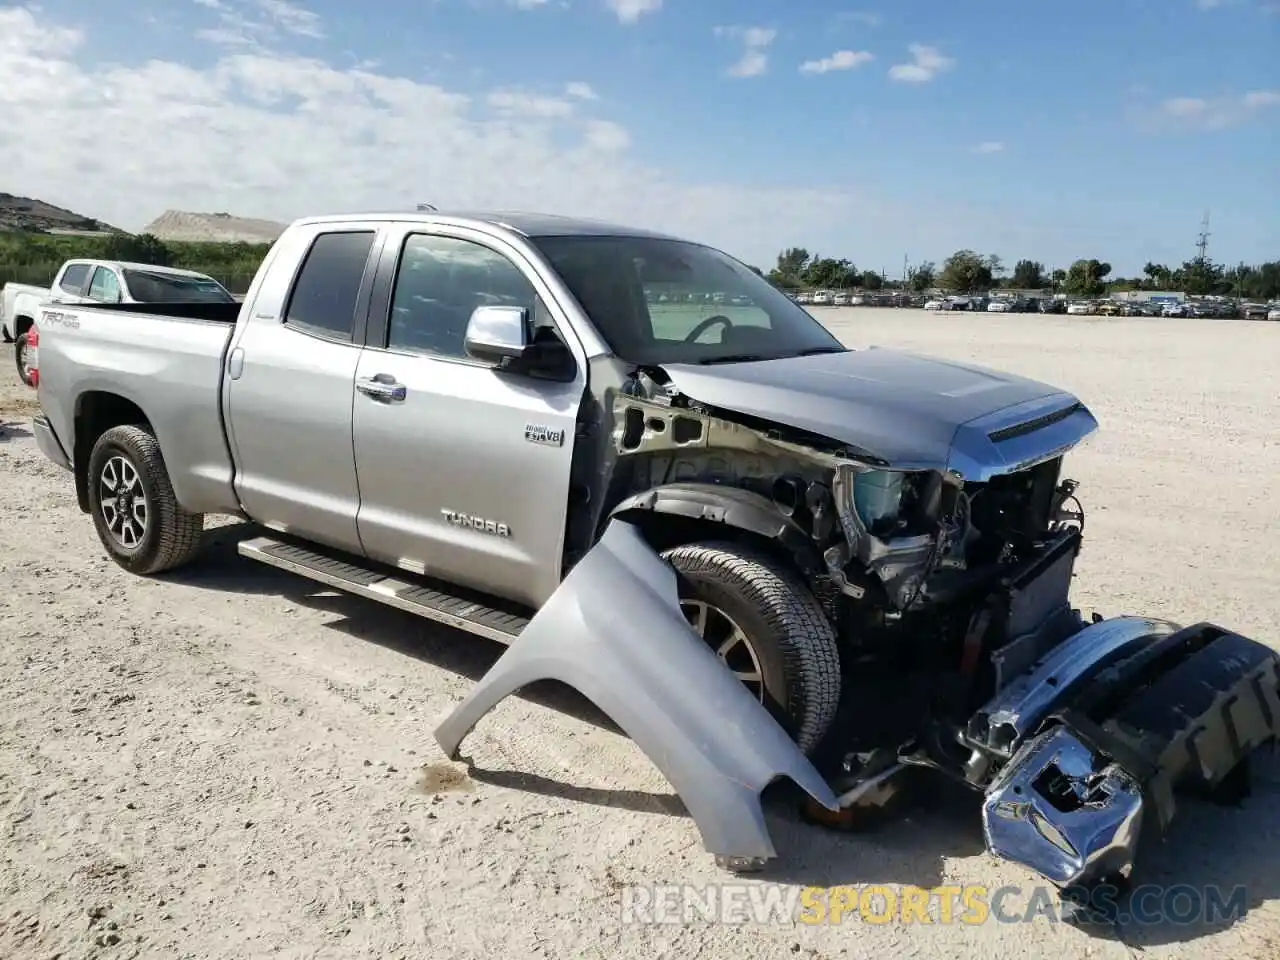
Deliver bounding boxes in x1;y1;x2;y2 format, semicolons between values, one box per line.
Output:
683;314;734;343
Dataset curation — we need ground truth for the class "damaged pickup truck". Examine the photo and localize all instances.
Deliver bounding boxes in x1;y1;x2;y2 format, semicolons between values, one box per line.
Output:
30;211;1279;892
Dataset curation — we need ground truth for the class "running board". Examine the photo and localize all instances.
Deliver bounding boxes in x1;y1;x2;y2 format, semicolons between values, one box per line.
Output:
237;536;530;645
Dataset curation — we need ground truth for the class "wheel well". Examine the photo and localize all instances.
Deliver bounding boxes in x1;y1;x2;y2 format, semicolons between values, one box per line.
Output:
73;393;152;512
616;510;814;581
14;315;35;338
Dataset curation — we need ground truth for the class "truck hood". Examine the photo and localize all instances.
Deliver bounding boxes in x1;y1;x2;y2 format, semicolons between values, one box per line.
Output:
660;347;1098;480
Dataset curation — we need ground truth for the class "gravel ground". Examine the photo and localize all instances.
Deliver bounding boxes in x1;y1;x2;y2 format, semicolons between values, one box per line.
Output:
1;309;1278;960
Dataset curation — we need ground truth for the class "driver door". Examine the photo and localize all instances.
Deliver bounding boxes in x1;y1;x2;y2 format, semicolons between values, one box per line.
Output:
351;226;586;609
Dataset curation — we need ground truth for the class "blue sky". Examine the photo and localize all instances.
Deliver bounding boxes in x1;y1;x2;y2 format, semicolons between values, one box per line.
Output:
2;0;1277;275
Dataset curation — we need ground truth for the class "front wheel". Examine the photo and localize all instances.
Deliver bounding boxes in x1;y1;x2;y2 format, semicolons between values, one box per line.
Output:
661;541;842;755
86;425;205;575
14;331;35;386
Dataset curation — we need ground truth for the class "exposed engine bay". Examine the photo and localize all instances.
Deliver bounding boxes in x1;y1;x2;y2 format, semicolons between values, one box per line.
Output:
605;364;1087;663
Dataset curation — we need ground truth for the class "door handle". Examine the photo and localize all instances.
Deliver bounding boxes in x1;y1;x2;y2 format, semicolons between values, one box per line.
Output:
357;375;407;403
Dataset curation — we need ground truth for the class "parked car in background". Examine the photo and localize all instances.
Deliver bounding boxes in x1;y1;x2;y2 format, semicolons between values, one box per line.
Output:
1162;302;1187;318
1268;302;1280;321
3;259;235;386
923;298;945;311
832;293;851;306
1095;301;1121;317
1066;300;1093;316
1038;298;1067;315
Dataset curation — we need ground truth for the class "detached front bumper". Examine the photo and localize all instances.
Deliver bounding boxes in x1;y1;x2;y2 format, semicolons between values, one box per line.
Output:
974;619;1280;887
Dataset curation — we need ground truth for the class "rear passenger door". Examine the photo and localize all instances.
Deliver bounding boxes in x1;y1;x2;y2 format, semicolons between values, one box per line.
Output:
351;226;586;609
224;226;382;555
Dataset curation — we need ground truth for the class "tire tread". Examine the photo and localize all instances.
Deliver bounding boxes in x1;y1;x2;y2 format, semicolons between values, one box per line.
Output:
662;540;841;754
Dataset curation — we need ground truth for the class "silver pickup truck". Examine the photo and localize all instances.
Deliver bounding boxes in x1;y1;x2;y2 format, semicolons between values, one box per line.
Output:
30;211;1279;898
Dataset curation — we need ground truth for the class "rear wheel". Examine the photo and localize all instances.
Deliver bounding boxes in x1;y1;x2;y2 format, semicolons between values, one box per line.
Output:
14;331;35;386
87;425;205;575
661;541;841;755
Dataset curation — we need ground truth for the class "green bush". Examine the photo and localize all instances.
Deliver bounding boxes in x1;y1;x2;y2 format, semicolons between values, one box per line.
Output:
0;231;270;294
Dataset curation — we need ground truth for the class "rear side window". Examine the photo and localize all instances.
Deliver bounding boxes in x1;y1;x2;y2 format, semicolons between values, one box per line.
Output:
59;263;90;294
88;267;121;302
283;231;376;340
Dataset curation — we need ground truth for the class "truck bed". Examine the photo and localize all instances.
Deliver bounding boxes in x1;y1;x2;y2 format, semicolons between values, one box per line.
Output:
35;301;242;516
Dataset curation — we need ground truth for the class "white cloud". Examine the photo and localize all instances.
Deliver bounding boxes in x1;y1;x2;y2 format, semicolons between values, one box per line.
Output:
1156;89;1280;128
1241;89;1280;108
486;88;576;117
565;81;598;100
0;5;867;265
714;25;776;78
191;0;323;47
887;43;954;83
605;0;661;24
972;141;1004;154
799;50;874;74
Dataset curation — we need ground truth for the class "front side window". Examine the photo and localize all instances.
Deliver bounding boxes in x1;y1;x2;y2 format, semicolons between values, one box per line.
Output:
283;231;377;340
59;262;90;294
87;267;121;302
122;270;234;303
386;234;545;359
529;235;845;366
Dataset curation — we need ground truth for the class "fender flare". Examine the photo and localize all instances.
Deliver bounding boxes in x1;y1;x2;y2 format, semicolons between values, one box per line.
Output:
608;482;825;575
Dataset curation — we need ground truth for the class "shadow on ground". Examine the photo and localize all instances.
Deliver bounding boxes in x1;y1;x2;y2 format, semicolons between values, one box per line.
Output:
162;521;1280;926
0;420;32;441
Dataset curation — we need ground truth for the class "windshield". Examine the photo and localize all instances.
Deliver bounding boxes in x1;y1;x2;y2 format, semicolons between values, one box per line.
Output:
529;235;845;365
122;270;235;303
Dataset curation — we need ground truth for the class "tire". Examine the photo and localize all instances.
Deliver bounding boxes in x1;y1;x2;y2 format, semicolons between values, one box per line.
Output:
661;541;841;755
86;424;205;575
14;331;34;387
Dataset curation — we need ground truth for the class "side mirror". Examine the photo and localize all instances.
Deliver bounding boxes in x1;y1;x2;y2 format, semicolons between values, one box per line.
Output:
464;305;530;367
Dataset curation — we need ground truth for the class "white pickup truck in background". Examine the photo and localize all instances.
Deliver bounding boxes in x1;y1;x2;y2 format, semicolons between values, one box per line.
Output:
2;259;234;386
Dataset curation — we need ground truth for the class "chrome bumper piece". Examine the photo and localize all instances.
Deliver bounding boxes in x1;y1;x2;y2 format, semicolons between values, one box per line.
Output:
978;620;1280;888
983;725;1144;887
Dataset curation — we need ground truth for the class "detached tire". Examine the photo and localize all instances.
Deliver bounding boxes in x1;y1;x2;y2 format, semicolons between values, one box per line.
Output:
87;425;204;575
14;331;34;387
662;541;841;755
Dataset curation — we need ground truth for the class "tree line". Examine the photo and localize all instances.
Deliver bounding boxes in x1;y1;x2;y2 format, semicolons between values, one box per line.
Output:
760;248;1280;300
0;231;270;292
4;229;1277;302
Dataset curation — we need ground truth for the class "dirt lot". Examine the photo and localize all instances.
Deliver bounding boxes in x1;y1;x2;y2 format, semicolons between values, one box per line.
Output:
1;310;1278;960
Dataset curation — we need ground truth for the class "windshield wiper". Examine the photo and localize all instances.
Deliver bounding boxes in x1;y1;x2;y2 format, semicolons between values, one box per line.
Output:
795;345;848;356
694;353;773;365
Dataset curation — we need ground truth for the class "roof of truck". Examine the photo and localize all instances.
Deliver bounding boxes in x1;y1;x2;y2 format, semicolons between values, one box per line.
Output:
65;259;223;280
291;211;684;242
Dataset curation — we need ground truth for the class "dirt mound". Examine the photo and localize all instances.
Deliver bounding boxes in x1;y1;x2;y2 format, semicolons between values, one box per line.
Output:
142;210;288;244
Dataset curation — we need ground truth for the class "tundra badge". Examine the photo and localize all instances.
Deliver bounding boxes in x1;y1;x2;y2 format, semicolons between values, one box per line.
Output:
440;509;512;538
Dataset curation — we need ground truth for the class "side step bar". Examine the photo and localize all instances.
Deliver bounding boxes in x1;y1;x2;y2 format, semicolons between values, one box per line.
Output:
237;536;530;645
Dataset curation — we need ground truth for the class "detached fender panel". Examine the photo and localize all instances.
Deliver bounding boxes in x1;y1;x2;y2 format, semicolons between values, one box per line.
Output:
609;482;824;574
433;519;838;863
